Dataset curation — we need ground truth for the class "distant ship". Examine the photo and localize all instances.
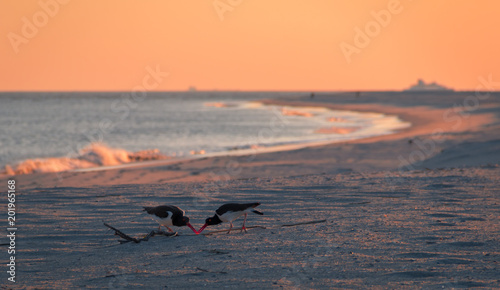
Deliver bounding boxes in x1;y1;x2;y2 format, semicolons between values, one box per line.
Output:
404;79;453;92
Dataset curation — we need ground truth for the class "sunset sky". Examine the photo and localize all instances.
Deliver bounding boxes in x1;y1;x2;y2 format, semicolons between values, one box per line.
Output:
1;0;499;91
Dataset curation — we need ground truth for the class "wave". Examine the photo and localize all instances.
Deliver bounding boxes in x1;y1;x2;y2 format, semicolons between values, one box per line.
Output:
204;102;237;108
3;143;168;175
314;126;360;134
280;107;314;117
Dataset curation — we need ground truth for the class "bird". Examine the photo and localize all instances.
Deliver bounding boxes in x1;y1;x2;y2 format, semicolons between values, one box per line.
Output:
198;202;263;234
143;205;198;234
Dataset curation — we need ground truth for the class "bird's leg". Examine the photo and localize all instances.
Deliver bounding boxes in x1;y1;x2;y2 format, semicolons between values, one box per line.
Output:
227;222;233;234
162;225;174;232
241;213;248;233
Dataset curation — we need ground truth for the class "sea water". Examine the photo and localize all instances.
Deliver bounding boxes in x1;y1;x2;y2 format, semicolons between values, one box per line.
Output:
0;92;410;174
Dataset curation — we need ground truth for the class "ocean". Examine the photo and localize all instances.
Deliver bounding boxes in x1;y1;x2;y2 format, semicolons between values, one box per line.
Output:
0;92;410;174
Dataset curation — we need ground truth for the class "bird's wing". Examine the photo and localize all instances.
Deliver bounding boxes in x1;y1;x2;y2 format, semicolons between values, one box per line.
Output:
146;205;182;218
216;203;260;215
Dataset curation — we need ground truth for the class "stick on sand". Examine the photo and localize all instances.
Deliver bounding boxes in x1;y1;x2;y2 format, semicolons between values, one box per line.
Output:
104;219;327;242
103;222;176;244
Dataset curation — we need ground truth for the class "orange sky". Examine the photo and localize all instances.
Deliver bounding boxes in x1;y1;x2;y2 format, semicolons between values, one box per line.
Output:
1;0;499;91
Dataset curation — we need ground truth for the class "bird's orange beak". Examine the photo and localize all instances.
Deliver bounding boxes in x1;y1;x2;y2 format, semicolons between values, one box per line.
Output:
186;223;199;235
198;223;208;234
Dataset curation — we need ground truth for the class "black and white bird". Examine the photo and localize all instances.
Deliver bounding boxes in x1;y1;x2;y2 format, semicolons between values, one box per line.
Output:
198;202;263;234
143;205;198;234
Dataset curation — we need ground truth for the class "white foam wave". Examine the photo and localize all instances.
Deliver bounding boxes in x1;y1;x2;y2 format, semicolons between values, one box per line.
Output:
3;143;167;175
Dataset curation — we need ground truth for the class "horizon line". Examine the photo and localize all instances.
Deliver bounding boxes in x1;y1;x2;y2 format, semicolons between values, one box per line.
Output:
2;89;498;94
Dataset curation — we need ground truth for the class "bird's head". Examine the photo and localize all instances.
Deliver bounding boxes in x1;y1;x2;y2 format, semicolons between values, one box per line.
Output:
182;216;198;235
198;216;221;233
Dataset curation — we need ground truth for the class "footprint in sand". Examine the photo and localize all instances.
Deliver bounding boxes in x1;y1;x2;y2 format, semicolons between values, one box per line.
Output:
395;252;440;259
425;183;455;189
444;241;485;247
429;221;457;227
459;217;486;222
427;213;458;218
442;281;487;288
435;258;473;265
414;236;448;241
386;271;439;278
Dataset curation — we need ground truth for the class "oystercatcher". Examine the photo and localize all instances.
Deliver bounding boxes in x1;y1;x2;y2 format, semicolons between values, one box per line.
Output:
198;202;263;234
143;205;198;234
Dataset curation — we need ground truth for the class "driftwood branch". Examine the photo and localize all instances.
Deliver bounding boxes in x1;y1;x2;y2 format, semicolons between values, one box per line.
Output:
199;220;328;235
200;225;267;236
196;267;228;274
103;222;176;244
104;219;327;242
280;219;327;227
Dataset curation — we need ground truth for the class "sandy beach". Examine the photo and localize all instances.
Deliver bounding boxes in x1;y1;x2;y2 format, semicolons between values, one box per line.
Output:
2;92;500;288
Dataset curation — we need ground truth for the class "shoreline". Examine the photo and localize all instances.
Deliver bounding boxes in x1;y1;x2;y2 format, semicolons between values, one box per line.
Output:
2;94;498;189
2;100;411;176
260;99;496;144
